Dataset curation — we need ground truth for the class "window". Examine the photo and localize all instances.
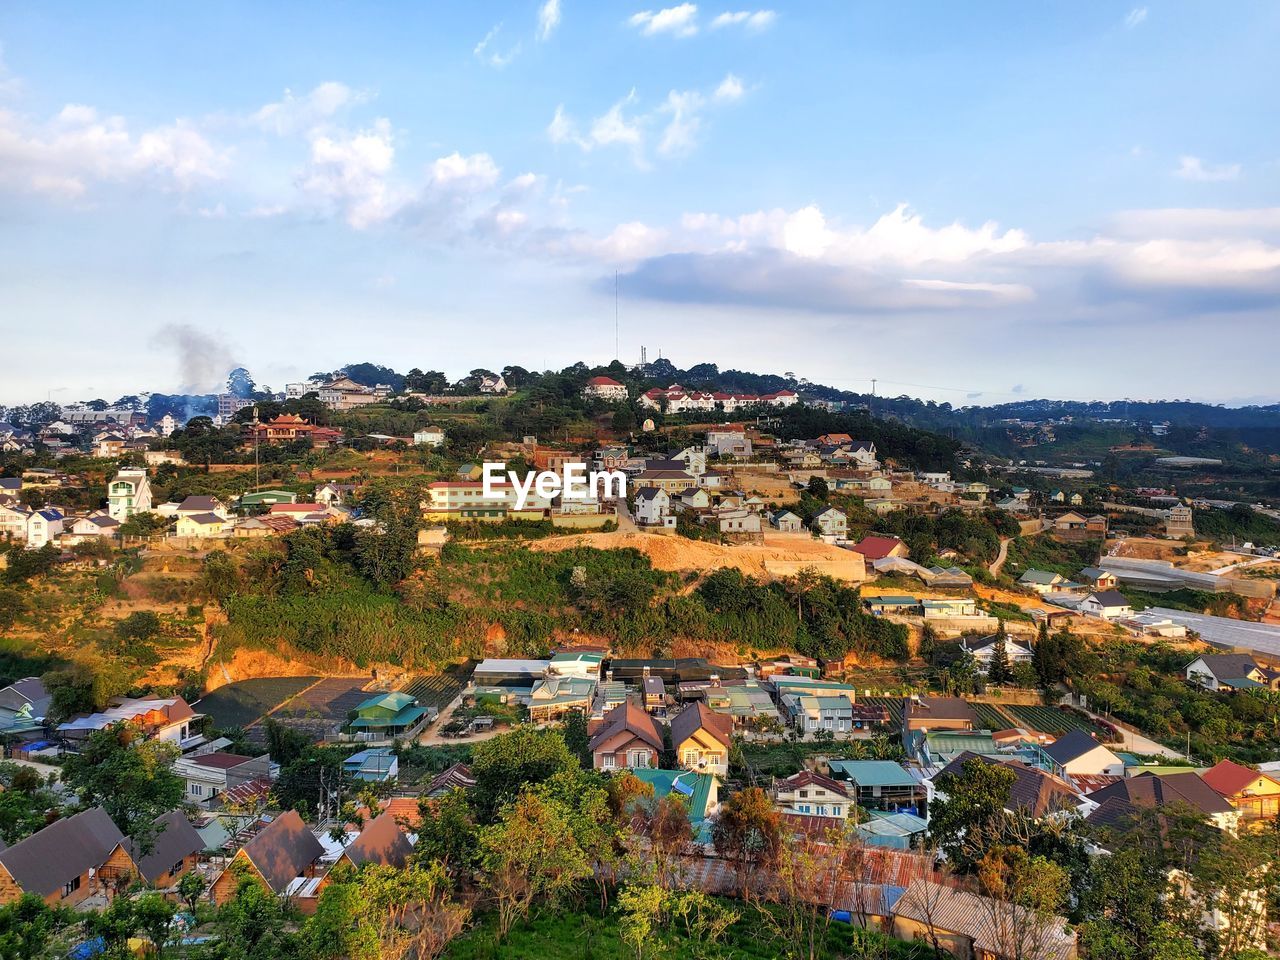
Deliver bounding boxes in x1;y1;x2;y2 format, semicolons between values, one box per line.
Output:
831;805;842;816
629;750;650;769
171;859;185;877
683;749;699;766
601;754;616;770
799;789;808;798
62;876;81;898
190;783;204;797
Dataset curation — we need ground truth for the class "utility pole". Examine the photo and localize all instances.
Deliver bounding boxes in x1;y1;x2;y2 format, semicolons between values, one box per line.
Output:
870;378;877;418
253;405;260;490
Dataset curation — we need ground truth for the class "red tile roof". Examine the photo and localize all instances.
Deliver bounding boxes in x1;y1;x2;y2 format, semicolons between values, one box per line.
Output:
849;536;905;560
1201;758;1277;798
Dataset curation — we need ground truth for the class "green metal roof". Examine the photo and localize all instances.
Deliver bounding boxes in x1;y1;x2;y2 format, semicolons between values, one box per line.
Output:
357;691;416;713
827;759;918;788
350;704;426;728
630;769;716;823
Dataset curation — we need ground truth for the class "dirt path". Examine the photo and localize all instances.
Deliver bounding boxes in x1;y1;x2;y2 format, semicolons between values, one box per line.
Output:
989;538;1011;577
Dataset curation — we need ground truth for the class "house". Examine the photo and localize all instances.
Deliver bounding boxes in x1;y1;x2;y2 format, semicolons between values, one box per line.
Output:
1185;654;1278;692
1078;590;1133;620
1018;569;1067;593
1166;504;1195;538
706;506;762;540
825;760;927;812
176;512;230;538
865;595;922;616
526;675;596;722
921;598;979;619
248;414;316;443
211;810;325;905
57;695;199;746
790;696;866;736
773;770;853;820
349;692;431;739
549;650;605;680
849;535;908;561
424;762;477;799
100;810;204;891
670;702;732;776
642;676;667;713
1086;771;1239;833
770;509;803;532
1077;566;1119;590
343;748;399;783
588;702;664;771
314;482;358;506
176;495;229;520
891;879;1077;960
0;677;50;733
960;634;1034;674
903;696;978;732
1200;759;1280;823
238;489;298;509
633;487;675;528
583;376;629;402
69;513;120;538
331;813;413;873
478;373;507;394
811;506;848;538
107;468;153;521
25;509;63;549
0;807;124;906
412;427;445;447
1042;729;1125;777
675;487;711;512
0;503;29;543
174;751;273;806
936;753;1080;819
633;468;697;495
855;811;930;850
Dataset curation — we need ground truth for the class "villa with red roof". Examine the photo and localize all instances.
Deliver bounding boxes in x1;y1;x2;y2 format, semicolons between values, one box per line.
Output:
583;376;629;401
1201;759;1280;824
849;535;910;561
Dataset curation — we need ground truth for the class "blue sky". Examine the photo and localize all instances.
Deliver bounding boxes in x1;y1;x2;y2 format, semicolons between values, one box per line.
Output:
1;1;1278;406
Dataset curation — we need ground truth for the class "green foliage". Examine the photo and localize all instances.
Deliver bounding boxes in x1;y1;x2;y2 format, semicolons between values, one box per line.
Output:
928;756;1016;871
0;894;71;960
60;725;185;840
470;726;579;821
1;543;59;583
1004;535;1102;580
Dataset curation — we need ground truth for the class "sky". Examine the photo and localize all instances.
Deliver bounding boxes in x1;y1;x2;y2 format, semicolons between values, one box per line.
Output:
1;1;1278;407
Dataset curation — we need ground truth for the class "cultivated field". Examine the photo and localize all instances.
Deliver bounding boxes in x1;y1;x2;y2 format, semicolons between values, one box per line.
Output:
196;676;319;730
401;672;467;711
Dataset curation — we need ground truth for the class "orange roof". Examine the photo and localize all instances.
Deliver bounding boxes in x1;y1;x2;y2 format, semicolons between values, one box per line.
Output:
1201;759;1277;798
850;535;905;560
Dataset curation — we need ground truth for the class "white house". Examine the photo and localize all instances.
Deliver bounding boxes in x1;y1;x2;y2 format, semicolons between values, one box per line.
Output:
773;771;853;820
1078;590;1133;620
25;509;63;549
69;514;120;538
0;504;30;543
479;374;508;394
1185;654;1276;692
412;427;445;447
771;509;803;532
960;633;1034;673
107;468;153;522
811;506;848;538
176;495;229;521
1042;730;1125;777
582;376;629;402
634;487;674;528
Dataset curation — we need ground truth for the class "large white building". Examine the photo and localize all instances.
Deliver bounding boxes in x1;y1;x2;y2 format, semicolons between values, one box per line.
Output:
582;376;629;402
107;468;153;521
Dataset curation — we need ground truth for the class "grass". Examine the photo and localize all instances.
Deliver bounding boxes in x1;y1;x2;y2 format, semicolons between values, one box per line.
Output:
1004;535;1102;580
443;903;932;960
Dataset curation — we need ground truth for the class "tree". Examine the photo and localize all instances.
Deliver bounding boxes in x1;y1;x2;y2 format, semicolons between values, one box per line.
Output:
987;620;1012;686
60;724;184;841
177;871;208;914
0;893;70;960
469;726;578;821
133;893;177;959
710;786;782;895
227;367;256;398
85;895;140;959
205;872;299;960
479;790;592;939
415;787;479;877
563;709;590;764
928;756;1016;871
806;476;828;499
977;845;1071;960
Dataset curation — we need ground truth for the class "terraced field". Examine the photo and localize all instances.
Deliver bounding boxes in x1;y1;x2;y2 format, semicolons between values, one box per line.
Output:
401;673;466;711
1006;704;1111;740
970;702;1015;730
197;676;319;730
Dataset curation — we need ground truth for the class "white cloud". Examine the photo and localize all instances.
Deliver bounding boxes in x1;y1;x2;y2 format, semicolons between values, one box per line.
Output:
428;151;500;189
628;4;699;37
537;0;561;40
710;9;775;31
251;82;367;135
299;118;398;228
1174;155;1242;182
551;75;746;164
714;73;745;101
1124;7;1148;28
474;23;521;68
0;102;229;198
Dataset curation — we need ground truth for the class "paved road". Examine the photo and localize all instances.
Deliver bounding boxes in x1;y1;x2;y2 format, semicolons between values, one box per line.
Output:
988;538;1010;576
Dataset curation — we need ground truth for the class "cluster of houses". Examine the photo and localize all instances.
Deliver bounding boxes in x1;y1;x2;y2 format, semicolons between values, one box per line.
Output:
581;380;800;414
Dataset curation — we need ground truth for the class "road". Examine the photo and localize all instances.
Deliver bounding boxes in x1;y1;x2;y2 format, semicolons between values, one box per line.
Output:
988;538;1011;577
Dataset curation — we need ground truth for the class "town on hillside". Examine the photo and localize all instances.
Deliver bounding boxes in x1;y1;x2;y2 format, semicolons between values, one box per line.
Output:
2;358;1280;959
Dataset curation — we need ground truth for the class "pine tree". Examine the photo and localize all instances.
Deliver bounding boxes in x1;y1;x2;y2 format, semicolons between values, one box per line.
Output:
987;619;1012;685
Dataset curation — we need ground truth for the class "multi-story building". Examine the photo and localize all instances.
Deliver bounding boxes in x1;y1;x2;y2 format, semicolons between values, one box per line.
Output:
107;468;152;521
217;394;254;419
582;376;629;402
421;480;552;522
